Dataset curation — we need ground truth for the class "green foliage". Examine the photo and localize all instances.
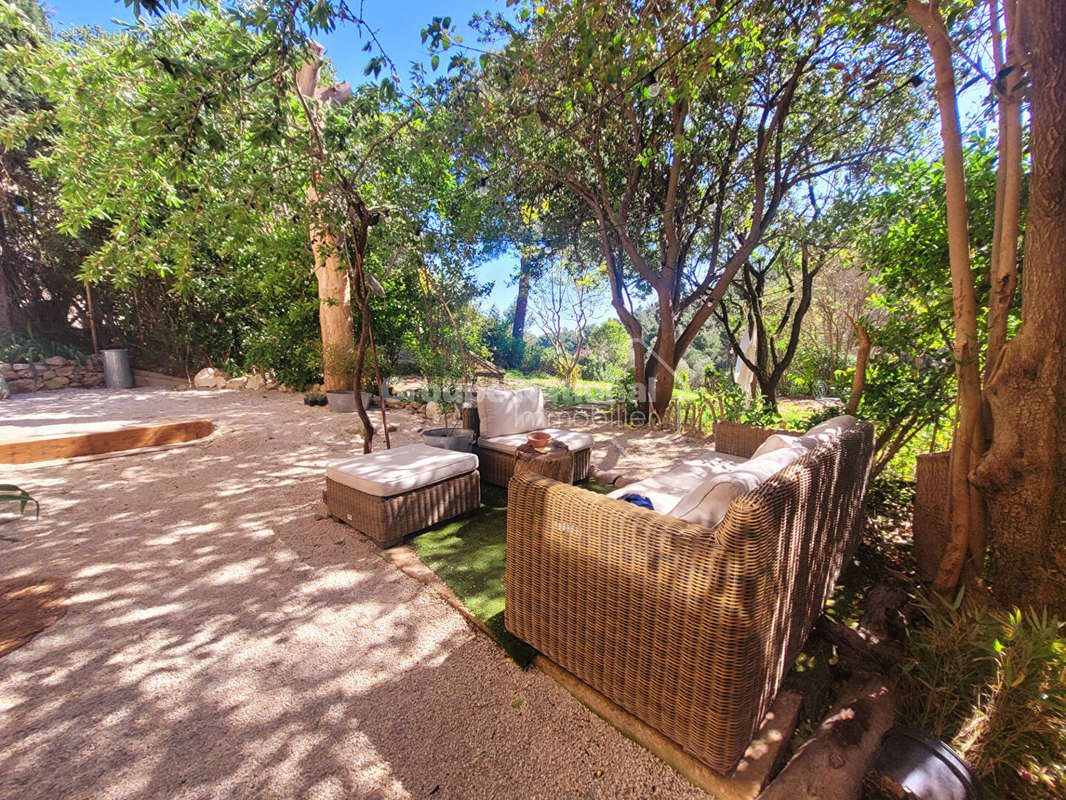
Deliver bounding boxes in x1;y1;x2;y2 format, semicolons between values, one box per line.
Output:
0;484;39;519
863;474;916;516
482;311;524;370
578;320;630;382
586;319;630;362
1;1;496;387
0;0;47;114
577;354;618;382
697;378;779;427
782;343;839;397
612;368;637;413
836;143;1011;476
0;333;87;365
441;0;927;401
520;339;553;375
901;593;1066;799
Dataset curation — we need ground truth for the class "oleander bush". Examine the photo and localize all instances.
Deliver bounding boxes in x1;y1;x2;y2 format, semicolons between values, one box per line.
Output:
900;592;1066;799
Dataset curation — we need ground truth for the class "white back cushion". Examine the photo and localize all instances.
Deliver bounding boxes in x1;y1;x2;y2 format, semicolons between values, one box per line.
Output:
751;433;803;458
671;442;810;529
803;414;857;444
477;386;549;438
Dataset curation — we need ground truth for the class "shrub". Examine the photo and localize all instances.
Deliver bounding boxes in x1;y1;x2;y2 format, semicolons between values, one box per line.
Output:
578;353;622;383
521;341;553;374
698;369;779;427
243;322;321;390
0;333;87;365
613;368;637;412
483;319;525;370
900;592;1066;799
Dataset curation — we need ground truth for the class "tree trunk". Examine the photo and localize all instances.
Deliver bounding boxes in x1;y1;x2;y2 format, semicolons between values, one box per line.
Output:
308;184;356;392
646;323;678;419
757;375;778;411
0;204;19;337
296;52;356;394
846;315;871;415
975;0;1066;614
907;0;987;595
512;255;532;341
985;0;1024;376
0;271;14;337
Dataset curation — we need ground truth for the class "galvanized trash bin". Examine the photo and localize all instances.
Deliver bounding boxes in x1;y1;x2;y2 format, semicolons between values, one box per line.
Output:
101;348;134;389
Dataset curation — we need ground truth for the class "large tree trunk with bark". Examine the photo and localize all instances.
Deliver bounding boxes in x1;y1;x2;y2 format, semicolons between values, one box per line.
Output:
512;254;532;342
307;184;356;392
296;54;356;394
975;0;1066;614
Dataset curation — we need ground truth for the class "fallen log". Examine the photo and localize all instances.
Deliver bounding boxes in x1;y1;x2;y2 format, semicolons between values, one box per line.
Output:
756;675;896;800
813;583;908;672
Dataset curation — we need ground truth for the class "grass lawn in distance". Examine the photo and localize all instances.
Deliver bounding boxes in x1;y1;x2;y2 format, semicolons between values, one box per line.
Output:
408;480;613;667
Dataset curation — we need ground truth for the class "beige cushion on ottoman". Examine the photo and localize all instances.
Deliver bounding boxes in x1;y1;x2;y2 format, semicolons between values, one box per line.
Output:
324;444;480;547
326;444;477;497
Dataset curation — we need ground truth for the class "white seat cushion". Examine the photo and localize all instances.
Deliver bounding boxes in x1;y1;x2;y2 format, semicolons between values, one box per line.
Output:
477;427;594;455
670;442;812;528
326;443;478;498
607;452;746;515
477;386;550;438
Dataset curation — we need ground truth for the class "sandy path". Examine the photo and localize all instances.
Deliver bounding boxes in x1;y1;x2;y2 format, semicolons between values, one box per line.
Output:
0;388;706;800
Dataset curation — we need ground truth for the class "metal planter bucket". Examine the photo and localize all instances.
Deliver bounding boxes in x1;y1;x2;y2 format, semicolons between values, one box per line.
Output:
101;348;134;389
326;391;355;413
421;428;476;453
871;727;986;800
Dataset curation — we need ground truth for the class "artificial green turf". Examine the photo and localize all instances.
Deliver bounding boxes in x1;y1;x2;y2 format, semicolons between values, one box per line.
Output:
409;479;613;667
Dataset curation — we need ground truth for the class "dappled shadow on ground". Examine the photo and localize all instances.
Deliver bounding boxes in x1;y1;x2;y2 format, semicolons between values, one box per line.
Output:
0;576;67;657
0;388;706;800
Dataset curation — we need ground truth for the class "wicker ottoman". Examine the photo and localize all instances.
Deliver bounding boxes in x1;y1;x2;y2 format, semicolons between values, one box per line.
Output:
324;444;480;548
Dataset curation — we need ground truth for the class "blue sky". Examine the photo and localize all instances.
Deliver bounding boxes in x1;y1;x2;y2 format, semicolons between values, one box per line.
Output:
40;0;525;318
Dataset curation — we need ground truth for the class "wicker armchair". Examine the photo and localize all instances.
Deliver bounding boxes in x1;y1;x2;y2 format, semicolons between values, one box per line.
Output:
462;404;592;487
505;420;874;773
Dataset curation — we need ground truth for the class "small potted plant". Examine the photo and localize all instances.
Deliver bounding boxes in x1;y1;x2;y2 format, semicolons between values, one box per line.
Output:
323;345;358;413
415;317;476;452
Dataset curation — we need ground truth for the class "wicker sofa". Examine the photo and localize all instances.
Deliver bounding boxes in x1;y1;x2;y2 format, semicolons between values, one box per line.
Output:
505;419;874;773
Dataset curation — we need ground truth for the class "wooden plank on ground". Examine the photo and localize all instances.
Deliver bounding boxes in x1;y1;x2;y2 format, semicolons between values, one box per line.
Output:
133;369;190;389
0;419;213;464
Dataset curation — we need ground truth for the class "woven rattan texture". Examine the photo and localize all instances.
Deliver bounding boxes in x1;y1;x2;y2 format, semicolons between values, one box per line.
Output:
505;422;874;773
476;444;590;487
324;470;480;548
712;421;798;459
464;405;590;486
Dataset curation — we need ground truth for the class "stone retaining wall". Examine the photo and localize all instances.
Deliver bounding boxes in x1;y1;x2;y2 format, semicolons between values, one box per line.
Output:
1;356;105;394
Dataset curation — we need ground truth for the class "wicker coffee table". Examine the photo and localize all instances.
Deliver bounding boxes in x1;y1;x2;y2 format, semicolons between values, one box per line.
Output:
513;441;574;483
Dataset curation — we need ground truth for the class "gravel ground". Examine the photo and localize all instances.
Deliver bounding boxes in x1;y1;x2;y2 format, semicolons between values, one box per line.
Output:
0;387;708;800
